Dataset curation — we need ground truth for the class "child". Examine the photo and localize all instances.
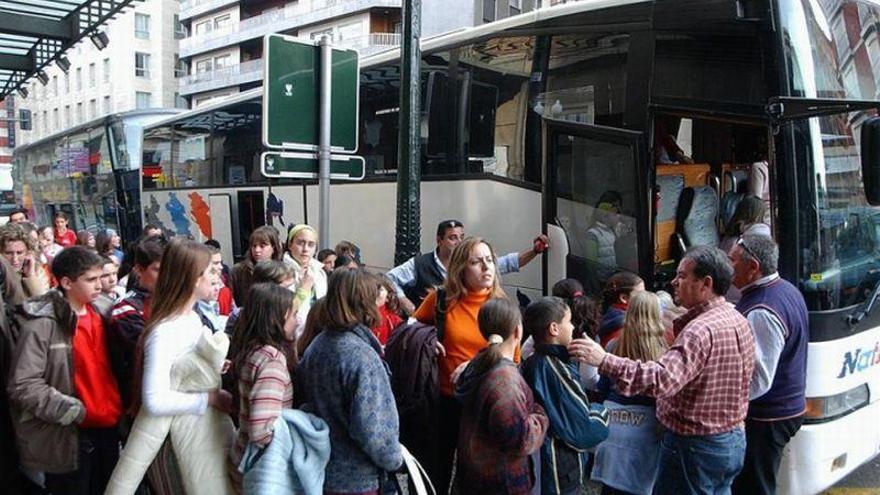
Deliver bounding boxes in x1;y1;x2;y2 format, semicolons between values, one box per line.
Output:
53;211;77;248
551;279;601;339
454;298;549;494
598;272;644;348
206;244;234;316
94;256;124;314
8;246;123;495
591;291;668;495
521;297;610;495
317;248;337;275
227;283;296;491
371;276;403;346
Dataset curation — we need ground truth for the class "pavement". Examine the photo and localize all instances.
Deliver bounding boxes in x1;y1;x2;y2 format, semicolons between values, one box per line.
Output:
824;454;880;494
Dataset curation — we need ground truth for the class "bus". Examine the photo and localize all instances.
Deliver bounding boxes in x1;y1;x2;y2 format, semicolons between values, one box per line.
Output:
139;1;880;492
12;109;182;241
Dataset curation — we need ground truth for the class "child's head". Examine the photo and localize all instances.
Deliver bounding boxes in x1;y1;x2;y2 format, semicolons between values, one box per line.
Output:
52;246;105;307
287;224;318;265
603;271;645;310
231;283;298;378
132;235;167;292
552;278;601;339
53;212;68;231
523;296;574;346
317;248;337;274
463;298;523;382
253;260;296;289
249;225;282;263
376;276;401;313
615;291;668;361
100;256;119;294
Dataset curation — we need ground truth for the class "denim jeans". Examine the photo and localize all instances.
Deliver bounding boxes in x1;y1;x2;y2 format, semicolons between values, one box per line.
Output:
654;428;746;495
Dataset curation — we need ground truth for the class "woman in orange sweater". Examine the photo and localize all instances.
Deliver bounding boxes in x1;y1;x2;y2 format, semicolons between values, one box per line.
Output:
414;236;510;494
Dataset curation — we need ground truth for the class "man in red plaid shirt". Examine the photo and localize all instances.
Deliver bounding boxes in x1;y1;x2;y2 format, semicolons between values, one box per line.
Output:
570;246;755;495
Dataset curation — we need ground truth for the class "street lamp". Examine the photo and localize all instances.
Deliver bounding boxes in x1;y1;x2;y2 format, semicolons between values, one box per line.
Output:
35;70;49;85
90;31;109;50
56;56;71;72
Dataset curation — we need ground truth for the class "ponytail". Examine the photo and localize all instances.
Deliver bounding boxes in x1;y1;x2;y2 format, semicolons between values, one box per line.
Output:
464;298;521;383
552;278;601;339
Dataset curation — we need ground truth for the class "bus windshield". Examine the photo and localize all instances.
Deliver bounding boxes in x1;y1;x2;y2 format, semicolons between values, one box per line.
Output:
780;0;880;310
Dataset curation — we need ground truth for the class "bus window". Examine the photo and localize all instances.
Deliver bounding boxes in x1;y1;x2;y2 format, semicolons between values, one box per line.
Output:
211;101;262;185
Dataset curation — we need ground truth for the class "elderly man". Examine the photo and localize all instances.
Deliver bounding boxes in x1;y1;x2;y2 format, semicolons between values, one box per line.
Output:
570;246;755;495
729;234;808;495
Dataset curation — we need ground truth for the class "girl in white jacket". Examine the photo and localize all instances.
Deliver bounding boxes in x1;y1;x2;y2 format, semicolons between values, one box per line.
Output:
282;224;327;334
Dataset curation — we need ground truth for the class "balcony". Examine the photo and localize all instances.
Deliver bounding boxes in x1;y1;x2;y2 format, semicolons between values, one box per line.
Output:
179;0;240;21
179;58;263;96
180;0;401;58
337;32;401;55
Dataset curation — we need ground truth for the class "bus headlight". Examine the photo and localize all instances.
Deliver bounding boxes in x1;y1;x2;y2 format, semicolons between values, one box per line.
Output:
804;384;870;424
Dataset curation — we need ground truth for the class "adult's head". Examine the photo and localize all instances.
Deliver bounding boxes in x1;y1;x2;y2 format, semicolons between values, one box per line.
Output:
76;230;95;248
253;259;296;289
603;271;645;310
132;235;167;292
317;248;337;274
9;207;28;224
672;245;734;308
435;219;465;259
52;246;105;307
146;238;213;330
616;291;668;361
729;234;778;290
0;223;35;272
142;223;163;238
524;296;573;346
248;225;283;264
725;195;765;237
322;268;380;330
445;236;506;303
287;224;318;266
231;282;298;379
19;222;40;254
53;211;70;232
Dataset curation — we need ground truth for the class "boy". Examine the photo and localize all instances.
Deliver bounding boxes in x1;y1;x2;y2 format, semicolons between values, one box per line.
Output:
520;297;610;495
7;246;122;495
205;244;234;316
93;257;122;315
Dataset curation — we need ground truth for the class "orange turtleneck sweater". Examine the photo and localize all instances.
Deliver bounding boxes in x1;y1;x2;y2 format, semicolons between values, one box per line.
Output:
415;289;519;396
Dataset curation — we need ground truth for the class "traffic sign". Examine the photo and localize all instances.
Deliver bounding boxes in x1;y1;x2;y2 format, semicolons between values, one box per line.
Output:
262;34;359;153
261;151;365;181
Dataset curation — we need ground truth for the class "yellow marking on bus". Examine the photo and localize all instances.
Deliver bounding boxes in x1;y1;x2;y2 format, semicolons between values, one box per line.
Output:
811;273;824;282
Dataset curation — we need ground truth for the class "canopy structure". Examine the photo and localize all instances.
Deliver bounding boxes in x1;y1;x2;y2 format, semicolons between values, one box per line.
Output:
0;0;138;99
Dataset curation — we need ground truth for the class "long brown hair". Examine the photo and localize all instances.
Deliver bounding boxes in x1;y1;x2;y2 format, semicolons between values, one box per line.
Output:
230;283;296;380
464;298;522;383
248;225;283;263
323;268;381;330
443;237;506;308
614;291;668;361
130;237;212;414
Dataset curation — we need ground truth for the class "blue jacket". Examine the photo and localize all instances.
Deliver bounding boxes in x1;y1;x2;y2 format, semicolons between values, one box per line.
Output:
297;324;403;493
521;344;610;495
238;409;331;495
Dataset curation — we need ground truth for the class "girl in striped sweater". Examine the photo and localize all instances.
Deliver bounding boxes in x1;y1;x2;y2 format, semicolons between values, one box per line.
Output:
228;283;298;491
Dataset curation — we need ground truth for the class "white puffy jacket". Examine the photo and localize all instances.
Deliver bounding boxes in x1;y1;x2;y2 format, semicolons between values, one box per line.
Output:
105;330;235;495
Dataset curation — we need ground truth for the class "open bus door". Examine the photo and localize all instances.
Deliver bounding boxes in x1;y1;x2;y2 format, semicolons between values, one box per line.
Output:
542;119;650;297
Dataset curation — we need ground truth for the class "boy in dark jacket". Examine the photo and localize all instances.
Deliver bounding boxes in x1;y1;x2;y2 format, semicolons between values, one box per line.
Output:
7;247;122;495
521;296;610;495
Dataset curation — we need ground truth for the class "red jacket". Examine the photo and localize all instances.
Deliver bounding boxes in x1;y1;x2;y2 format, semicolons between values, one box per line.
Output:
371;305;403;346
218;286;234;316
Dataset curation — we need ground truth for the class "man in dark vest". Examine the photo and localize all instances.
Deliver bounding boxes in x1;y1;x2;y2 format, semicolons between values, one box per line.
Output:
387;219;549;313
729;234;808;495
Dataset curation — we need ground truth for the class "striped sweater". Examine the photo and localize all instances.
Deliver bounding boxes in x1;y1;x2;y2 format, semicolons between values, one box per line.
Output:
229;345;294;488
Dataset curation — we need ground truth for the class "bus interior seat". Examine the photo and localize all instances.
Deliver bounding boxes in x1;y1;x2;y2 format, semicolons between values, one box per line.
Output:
720;170;749;226
673;186;720;258
655;164;711;264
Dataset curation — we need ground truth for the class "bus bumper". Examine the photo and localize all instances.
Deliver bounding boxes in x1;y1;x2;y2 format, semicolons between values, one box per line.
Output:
777;400;880;495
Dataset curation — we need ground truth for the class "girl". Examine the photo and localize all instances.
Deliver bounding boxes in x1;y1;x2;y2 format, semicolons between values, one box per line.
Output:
225;260;295;335
454;298;549;494
413;236;509;494
228;283;297;491
371;276;403;346
297;269;402;494
96;230;121;264
76;229;96;249
53;211;76;247
39;224;63;263
552;278;601;339
283;224;327;330
598;271;645;348
591;291;668;495
132;238;234;494
230;226;283;307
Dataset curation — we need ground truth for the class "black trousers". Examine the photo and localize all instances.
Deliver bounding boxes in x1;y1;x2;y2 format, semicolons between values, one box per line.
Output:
429;395;461;495
732;415;804;495
44;427;120;495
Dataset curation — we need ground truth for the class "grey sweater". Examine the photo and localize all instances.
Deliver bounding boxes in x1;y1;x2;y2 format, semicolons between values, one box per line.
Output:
298;324;402;492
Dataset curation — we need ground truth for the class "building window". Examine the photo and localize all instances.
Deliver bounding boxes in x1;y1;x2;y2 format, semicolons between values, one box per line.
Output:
214;54;231;70
174;54;187;77
53;76;58;95
42;111;47;133
214;14;231;29
195;20;212;35
135;52;151;77
195;58;213;74
174;14;187;39
64;105;70;127
135;13;151;39
483;0;496;22
76;102;83;123
89;63;96;88
64;73;70;92
103;96;111;114
76;67;82;91
89;99;97;119
509;0;521;15
174;92;188;109
136;91;152;109
103;58;110;83
53;109;59;130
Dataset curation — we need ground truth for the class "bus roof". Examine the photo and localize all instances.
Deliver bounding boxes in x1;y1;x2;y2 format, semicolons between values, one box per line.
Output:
144;0;651;130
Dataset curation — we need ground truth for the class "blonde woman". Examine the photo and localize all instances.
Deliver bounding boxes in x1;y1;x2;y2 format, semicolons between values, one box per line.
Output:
591;291;668;495
283;224;327;331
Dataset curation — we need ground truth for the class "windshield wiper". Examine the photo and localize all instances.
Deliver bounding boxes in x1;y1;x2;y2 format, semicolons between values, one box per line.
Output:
847;277;880;326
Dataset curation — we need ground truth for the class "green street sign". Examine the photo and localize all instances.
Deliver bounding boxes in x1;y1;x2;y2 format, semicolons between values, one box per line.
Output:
261;151;365;180
262;34;359;153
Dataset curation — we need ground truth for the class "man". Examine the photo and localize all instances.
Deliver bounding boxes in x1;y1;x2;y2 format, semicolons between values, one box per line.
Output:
387;219;549;313
8;208;28;224
7;247;122;495
570;246;755;495
0;223;50;298
729;234;808;495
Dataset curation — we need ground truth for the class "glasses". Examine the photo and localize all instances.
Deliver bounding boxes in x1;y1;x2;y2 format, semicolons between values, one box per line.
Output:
737;236;758;259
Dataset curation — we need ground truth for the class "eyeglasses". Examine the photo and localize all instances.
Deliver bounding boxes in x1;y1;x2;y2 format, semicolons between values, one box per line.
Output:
736;236;758;259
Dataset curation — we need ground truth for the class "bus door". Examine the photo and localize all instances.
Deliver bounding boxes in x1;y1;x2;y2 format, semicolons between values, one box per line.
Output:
543;120;650;296
236;190;265;261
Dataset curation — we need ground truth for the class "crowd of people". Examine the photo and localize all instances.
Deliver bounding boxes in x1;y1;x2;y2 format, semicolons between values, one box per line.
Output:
0;207;807;495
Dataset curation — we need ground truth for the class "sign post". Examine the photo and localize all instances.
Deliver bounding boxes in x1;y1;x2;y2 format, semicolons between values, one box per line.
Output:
318;36;332;250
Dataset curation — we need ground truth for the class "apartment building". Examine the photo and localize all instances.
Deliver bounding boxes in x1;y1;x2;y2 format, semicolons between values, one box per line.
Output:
422;0;538;38
16;0;182;145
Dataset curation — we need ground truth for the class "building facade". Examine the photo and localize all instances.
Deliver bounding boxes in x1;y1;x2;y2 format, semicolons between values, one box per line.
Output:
16;0;183;146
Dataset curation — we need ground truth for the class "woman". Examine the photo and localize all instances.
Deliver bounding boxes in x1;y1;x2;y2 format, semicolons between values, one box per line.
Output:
230;226;283;307
298;269;402;494
76;229;96;249
96;230;122;263
129;238;234;494
283;224;328;330
228;283;297;491
413;236;509;494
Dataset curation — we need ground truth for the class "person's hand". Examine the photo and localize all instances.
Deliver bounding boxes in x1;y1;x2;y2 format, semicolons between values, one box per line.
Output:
22;255;36;278
299;266;314;293
434;340;446;357
221;359;231;375
208;389;234;414
400;296;416;315
451;360;470;384
533;234;550;254
568;338;607;367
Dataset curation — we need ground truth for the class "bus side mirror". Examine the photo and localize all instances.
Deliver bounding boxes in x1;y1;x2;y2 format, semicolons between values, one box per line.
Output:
861;116;880;206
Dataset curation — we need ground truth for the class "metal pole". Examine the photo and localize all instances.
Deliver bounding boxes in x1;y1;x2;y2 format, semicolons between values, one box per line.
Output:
318;35;332;250
394;0;422;266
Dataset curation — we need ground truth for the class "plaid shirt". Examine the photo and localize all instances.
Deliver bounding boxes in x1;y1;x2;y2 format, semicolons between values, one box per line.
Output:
599;297;755;436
